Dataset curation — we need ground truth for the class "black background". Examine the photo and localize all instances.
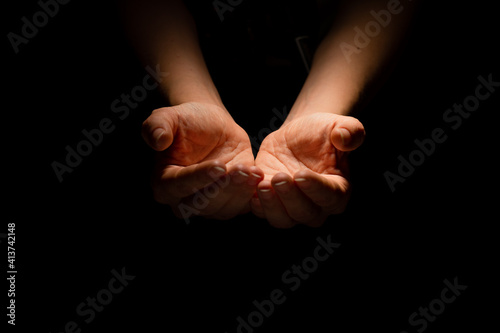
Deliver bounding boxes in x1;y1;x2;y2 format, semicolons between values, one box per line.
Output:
3;0;498;332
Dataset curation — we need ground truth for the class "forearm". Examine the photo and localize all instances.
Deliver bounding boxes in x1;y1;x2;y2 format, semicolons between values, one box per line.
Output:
122;0;223;107
287;0;417;122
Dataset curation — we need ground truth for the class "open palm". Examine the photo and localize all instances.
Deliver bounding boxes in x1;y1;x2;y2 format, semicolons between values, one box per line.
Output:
252;113;365;228
142;102;263;221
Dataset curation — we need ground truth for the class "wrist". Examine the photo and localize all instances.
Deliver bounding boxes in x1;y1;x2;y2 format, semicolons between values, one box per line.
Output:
285;88;357;125
284;66;362;125
163;76;224;108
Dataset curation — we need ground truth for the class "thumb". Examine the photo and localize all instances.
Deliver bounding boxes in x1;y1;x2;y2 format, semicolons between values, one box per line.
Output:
141;107;178;151
330;116;366;152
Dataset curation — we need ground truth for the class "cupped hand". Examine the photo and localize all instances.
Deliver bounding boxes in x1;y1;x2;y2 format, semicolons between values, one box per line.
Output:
251;113;365;228
142;102;263;221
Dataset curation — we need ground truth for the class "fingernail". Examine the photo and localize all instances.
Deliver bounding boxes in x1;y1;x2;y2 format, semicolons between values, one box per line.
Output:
248;173;262;186
259;188;273;199
294;177;311;189
238;170;249;177
274;180;292;193
231;170;251;184
209;166;226;178
337;128;351;147
152;128;166;147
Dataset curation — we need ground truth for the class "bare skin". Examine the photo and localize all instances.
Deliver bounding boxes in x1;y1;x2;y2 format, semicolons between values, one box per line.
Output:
124;0;417;226
249;0;416;226
252;113;365;228
126;0;263;220
142;102;262;220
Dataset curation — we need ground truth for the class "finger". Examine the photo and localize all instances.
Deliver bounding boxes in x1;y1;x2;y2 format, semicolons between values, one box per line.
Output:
330;116;366;152
271;173;322;226
179;164;263;220
212;165;263;219
250;195;266;219
141;107;179;151
154;160;227;204
248;167;268;219
257;179;296;228
293;169;350;215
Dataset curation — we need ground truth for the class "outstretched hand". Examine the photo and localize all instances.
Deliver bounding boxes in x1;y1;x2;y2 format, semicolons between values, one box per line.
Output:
251;113;365;228
142;102;263;221
143;105;364;227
